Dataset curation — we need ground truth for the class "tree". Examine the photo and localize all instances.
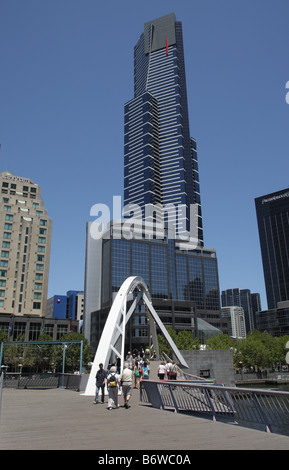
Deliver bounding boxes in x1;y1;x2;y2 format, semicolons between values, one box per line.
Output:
235;331;274;370
206;334;234;350
157;328;200;358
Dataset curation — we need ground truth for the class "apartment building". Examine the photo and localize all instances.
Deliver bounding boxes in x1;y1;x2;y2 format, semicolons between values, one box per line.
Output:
0;171;52;316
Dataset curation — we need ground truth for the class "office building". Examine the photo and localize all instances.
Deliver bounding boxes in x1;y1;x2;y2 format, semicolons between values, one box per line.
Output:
47;290;84;321
221;288;259;333
85;222;226;353
0;171;52;317
0;312;78;341
255;301;289;337
255;188;289;309
221;306;246;339
84;14;228;353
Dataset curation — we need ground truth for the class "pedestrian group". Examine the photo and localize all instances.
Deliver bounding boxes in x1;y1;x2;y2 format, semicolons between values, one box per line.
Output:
94;351;177;411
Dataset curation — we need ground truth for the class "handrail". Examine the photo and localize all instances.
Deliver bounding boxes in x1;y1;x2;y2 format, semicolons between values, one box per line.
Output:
0;373;3;419
2;372;82;391
140;379;289;436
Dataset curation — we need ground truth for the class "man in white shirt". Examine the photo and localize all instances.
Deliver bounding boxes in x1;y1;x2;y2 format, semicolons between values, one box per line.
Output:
120;362;133;409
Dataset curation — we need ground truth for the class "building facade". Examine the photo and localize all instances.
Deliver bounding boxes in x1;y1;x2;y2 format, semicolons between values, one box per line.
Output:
221;288;260;333
221;306;246;339
84;14;227;354
255;188;289;310
0;313;78;341
85;224;227;354
255;302;289;337
124;13;203;243
47;290;84;321
0;171;52;317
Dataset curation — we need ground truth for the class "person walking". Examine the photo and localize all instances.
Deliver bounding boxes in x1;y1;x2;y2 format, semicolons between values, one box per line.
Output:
120;362;133;409
106;366;120;410
142;361;150;379
166;359;172;380
157;361;166;380
133;361;143;389
170;361;177;380
94;363;107;404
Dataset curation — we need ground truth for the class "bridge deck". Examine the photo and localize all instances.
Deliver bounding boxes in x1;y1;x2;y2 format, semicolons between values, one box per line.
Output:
0;387;289;450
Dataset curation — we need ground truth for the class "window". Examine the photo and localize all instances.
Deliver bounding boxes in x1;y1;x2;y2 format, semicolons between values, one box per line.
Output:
1;251;9;258
34;283;42;290
38;237;46;244
4;223;12;230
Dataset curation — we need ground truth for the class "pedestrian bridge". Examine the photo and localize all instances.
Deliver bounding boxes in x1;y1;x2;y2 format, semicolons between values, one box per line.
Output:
1;386;289;450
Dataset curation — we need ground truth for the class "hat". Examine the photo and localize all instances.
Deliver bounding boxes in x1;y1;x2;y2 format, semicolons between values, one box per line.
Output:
110;366;117;372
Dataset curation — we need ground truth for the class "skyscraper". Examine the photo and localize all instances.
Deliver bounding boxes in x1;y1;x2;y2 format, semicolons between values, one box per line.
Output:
221;288;258;333
255;188;289;309
84;14;227;351
124;13;203;243
0;171;52;316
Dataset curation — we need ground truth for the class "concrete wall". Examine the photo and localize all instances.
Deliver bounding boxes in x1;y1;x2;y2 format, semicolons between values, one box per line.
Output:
180;349;235;387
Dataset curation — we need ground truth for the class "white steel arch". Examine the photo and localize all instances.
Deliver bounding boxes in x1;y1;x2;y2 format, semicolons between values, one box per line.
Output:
83;276;188;396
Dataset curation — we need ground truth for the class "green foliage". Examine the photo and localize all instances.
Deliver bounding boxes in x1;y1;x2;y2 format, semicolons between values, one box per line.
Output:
156;327;289;371
157;327;200;357
206;333;234;350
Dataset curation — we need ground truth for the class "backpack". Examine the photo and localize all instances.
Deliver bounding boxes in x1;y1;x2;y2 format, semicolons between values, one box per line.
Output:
143;366;149;378
108;374;117;387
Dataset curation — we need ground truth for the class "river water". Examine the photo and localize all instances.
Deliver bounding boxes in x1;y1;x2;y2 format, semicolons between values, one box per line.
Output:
237;382;289;392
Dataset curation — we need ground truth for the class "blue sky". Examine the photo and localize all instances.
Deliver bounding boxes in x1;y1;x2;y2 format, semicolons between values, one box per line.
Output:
1;0;289;310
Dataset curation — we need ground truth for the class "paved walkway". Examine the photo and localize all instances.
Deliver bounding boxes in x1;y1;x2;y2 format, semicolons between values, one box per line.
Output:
0;386;289;450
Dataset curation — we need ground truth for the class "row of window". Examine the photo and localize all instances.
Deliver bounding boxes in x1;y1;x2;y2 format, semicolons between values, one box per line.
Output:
108;239;220;309
0;321;70;341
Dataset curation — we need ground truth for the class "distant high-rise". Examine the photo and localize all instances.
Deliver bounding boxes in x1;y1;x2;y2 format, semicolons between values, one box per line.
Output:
0;171;52;316
124;13;203;243
255;188;289;309
221;288;258;333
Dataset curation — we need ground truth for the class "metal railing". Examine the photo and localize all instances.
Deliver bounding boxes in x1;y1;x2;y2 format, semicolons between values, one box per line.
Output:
0;373;3;419
140;379;289;436
1;372;82;391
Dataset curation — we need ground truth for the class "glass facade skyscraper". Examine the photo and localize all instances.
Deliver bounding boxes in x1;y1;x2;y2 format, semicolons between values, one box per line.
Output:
255;188;289;309
84;14;227;352
124;13;203;243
